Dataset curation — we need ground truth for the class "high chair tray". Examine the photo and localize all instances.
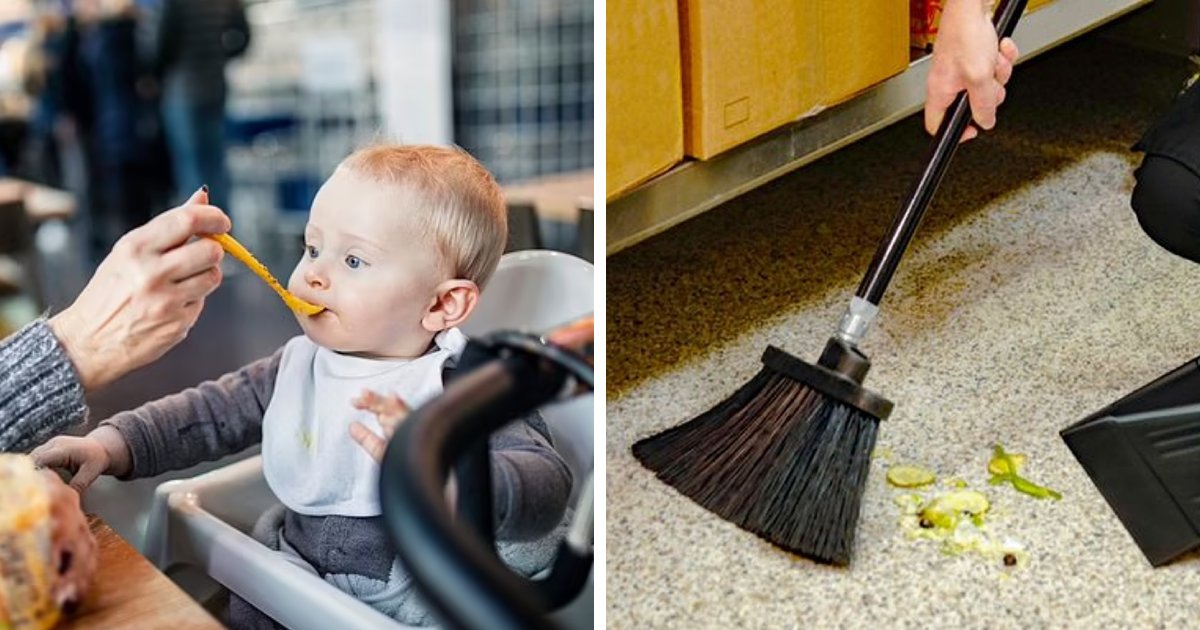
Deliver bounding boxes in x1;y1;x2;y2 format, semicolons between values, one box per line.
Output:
144;455;416;629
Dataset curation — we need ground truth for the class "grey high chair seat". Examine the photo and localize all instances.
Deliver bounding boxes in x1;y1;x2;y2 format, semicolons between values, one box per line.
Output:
142;250;594;629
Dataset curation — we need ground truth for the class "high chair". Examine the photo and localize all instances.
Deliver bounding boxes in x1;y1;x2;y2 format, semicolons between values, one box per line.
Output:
380;318;594;629
142;250;594;629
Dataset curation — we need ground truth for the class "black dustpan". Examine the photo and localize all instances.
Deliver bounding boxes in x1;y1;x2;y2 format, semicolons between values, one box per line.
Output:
1061;357;1200;566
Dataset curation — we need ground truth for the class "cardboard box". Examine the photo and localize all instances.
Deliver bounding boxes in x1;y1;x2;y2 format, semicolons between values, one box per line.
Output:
912;0;1057;51
606;0;684;200
822;2;911;107
681;1;908;159
680;0;818;159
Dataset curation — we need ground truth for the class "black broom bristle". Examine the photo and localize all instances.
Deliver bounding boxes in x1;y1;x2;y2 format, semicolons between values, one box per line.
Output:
632;367;879;566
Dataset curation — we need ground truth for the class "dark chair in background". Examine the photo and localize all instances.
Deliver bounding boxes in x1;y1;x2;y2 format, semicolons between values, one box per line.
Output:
506;202;544;252
576;196;593;262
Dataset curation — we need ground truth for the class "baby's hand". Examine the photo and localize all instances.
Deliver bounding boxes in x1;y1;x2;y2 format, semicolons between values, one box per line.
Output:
350;390;411;462
31;436;111;493
30;425;129;493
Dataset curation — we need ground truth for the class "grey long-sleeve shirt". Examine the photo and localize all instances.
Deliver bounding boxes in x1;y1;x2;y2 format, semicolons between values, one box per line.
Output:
100;345;573;542
0;320;87;453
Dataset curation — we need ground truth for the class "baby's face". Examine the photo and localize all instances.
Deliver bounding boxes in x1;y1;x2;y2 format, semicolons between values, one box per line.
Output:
287;168;450;358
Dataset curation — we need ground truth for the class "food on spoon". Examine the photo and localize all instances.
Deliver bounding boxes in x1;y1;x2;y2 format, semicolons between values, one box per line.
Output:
207;233;323;316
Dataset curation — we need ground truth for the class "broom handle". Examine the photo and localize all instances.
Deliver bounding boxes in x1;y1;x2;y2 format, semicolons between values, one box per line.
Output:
855;0;1028;305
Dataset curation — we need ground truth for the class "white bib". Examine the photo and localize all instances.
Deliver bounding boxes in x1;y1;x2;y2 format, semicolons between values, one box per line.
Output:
262;329;467;516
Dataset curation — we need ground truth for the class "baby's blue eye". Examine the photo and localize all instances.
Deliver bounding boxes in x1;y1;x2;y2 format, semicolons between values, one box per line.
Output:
306;245;319;259
345;255;363;269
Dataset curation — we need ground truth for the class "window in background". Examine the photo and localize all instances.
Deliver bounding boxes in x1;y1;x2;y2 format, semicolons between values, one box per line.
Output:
452;0;593;183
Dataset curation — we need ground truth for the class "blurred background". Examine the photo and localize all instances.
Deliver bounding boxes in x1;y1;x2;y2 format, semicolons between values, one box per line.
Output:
0;0;594;339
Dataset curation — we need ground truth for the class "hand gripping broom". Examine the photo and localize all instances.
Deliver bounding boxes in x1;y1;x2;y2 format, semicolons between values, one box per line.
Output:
632;0;1029;566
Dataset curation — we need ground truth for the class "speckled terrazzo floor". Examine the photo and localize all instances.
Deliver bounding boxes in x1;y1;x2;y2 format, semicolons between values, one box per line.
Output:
607;36;1200;628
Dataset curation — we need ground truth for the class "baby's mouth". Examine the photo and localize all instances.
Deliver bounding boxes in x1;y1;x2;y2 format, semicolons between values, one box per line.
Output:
290;293;327;317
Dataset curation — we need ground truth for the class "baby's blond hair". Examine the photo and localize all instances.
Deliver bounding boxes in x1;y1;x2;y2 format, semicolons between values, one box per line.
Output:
339;144;507;288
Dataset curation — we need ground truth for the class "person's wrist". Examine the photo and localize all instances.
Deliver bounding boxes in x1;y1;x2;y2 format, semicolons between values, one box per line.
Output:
943;0;990;18
47;308;106;392
89;426;131;477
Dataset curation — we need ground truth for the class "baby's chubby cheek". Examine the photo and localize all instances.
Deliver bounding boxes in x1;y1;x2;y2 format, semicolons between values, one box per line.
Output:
286;269;306;300
295;312;342;350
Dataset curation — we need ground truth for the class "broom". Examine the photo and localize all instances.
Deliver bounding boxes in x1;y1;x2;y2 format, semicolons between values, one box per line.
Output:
633;0;1029;566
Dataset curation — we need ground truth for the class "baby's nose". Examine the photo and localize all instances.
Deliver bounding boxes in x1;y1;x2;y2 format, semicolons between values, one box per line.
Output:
305;269;328;289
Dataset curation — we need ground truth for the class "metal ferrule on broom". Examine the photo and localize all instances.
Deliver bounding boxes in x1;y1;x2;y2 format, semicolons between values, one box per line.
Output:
835;296;879;347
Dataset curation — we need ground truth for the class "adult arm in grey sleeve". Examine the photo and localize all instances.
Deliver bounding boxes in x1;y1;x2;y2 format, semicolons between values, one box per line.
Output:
490;412;574;542
0;320;87;453
100;348;283;478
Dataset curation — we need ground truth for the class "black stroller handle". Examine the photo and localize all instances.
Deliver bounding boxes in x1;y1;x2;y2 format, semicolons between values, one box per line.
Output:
380;324;594;630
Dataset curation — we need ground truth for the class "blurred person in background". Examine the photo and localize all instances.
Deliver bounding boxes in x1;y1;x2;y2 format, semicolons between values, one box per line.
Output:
74;0;169;259
0;1;34;177
140;0;249;214
22;0;80;188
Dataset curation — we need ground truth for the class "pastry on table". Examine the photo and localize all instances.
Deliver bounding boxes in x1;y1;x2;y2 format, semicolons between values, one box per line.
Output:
0;454;59;629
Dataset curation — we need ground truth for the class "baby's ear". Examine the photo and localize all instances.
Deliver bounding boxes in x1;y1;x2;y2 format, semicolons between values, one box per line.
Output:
422;280;480;332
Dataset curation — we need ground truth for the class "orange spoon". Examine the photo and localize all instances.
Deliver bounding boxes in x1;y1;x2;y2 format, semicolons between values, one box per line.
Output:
207;233;324;316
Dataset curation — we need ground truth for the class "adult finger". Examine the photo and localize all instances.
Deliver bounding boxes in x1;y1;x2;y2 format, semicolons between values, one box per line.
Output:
185;187;207;206
173;264;223;302
995;50;1014;86
966;77;1001;130
349;422;387;462
924;85;958;136
999;37;1019;64
166;300;205;340
157;235;224;283
141;202;231;254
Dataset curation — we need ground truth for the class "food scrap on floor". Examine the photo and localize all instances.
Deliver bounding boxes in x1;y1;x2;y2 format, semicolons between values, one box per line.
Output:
988;444;1063;500
882;446;1064;572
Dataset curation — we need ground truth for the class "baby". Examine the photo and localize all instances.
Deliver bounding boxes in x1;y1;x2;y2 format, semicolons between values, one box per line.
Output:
33;145;574;628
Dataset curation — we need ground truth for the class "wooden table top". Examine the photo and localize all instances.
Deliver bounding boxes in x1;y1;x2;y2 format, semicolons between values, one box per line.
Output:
57;516;223;629
0;177;76;223
503;170;593;223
